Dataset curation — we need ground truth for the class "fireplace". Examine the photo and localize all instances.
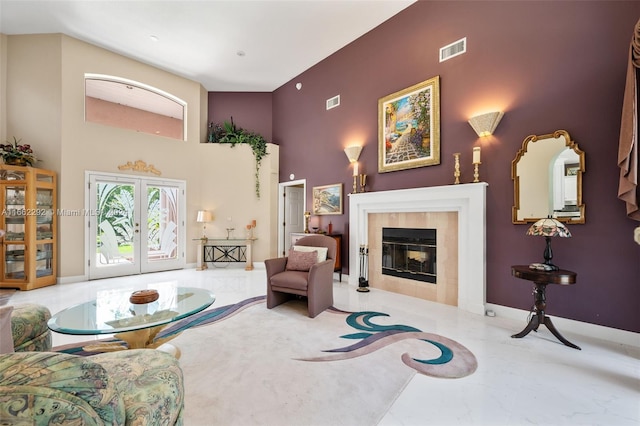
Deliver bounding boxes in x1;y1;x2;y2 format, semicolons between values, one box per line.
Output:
382;227;437;284
348;183;487;315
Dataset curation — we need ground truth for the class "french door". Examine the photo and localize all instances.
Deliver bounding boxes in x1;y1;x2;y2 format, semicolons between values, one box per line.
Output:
87;172;186;280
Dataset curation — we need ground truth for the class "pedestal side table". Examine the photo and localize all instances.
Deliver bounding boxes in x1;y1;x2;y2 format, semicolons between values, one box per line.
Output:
511;265;581;350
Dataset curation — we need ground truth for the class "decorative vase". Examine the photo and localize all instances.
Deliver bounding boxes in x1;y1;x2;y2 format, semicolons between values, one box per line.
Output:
4;157;28;166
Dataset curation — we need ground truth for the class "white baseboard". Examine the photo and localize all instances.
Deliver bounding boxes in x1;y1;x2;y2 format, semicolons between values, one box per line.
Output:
57;275;88;284
339;276;639;348
486;303;640;348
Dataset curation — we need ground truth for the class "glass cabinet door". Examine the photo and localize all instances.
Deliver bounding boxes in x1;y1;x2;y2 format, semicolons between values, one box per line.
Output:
36;242;54;278
4;243;26;280
36;188;54;240
35;188;54;279
4;185;26;242
36;171;54;184
3;184;26;281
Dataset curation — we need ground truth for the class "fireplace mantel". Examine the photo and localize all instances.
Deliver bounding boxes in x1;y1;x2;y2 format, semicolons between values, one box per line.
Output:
348;183;487;315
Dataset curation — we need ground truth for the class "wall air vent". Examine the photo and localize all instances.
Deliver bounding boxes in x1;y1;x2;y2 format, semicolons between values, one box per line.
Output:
326;95;340;110
439;37;466;62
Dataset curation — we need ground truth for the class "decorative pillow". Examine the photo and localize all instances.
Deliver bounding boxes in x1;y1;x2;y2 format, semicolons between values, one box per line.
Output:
293;245;328;263
286;249;318;272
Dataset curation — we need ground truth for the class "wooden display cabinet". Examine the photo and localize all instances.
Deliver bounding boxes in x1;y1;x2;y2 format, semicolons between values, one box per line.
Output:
0;165;57;290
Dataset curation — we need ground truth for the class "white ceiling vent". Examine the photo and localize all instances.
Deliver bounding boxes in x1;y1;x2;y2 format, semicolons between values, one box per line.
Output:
326;95;340;110
439;37;466;62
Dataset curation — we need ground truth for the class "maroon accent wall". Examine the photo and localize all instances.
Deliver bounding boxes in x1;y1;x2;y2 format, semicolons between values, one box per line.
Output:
212;1;640;333
208;92;273;140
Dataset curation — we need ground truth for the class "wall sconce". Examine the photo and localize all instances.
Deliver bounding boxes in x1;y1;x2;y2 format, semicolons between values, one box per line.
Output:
344;145;363;193
196;210;213;239
468;111;504;137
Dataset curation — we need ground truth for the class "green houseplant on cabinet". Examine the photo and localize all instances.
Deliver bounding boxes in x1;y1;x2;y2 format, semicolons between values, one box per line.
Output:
208;118;269;198
0;137;38;166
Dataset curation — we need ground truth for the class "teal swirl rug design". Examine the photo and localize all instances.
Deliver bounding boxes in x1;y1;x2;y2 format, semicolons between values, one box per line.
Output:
298;310;477;379
54;296;477;379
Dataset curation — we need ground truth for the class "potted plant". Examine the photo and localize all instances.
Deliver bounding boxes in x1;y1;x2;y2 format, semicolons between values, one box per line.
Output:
0;137;37;166
208;118;269;198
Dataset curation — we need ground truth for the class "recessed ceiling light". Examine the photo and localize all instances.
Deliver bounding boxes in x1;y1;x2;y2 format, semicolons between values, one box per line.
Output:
150;35;159;42
237;50;246;57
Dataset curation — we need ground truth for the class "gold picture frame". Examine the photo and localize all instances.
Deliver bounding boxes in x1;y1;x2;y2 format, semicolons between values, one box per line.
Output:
312;183;343;215
378;76;441;172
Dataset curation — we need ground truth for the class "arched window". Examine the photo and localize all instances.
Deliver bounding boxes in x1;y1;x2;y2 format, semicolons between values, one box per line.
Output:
85;74;187;140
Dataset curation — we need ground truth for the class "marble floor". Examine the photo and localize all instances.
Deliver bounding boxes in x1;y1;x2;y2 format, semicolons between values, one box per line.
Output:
8;265;640;425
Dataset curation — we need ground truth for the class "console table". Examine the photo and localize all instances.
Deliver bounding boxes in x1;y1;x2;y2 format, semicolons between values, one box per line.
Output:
511;265;581;350
195;238;255;271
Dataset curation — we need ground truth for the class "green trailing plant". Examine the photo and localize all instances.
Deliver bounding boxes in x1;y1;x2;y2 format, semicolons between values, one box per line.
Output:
208;117;269;198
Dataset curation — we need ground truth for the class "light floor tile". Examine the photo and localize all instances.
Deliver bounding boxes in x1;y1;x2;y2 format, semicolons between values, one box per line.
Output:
8;266;640;425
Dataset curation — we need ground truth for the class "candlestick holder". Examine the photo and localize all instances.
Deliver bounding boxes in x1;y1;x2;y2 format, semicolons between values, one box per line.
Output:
453;153;461;184
226;228;235;239
352;175;358;194
473;161;481;183
304;211;311;233
246;220;256;239
359;174;367;192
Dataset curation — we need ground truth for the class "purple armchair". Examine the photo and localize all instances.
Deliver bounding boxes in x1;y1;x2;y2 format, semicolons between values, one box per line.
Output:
265;234;337;318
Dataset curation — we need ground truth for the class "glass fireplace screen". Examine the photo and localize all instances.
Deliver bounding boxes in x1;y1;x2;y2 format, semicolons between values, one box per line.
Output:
381;227;436;284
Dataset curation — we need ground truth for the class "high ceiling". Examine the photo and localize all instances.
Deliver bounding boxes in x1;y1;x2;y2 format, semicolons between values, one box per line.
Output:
0;0;416;92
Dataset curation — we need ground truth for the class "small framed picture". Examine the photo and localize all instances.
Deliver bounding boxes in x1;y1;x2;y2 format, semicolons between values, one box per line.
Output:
565;164;579;176
312;183;343;215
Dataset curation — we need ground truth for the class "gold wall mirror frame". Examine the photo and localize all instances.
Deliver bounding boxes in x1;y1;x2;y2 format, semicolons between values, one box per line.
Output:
512;129;585;224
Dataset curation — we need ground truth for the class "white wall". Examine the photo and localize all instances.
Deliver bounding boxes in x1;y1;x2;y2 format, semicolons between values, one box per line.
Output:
2;33;278;279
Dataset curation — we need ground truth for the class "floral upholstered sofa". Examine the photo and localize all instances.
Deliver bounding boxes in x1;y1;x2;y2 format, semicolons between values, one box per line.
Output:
0;349;184;425
9;303;52;352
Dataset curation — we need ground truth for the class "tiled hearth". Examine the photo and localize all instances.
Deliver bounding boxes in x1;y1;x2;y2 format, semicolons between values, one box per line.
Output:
348;183;487;315
368;211;458;306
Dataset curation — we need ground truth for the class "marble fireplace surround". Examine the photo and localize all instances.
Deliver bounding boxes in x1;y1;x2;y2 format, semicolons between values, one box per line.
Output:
348;183;487;316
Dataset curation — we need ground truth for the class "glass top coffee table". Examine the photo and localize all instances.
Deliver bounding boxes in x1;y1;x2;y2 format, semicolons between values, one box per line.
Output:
48;286;214;355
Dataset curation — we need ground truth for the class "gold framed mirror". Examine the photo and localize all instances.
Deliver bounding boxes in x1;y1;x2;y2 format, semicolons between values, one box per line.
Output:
512;129;585;224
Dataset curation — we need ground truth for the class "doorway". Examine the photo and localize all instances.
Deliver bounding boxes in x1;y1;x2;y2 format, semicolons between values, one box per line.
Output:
278;179;306;256
86;172;186;279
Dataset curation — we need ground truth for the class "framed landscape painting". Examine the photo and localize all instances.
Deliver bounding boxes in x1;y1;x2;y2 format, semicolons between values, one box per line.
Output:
378;76;440;173
312;183;343;215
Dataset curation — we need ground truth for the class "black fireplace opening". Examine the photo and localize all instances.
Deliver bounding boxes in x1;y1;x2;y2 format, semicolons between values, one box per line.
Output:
382;227;436;284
